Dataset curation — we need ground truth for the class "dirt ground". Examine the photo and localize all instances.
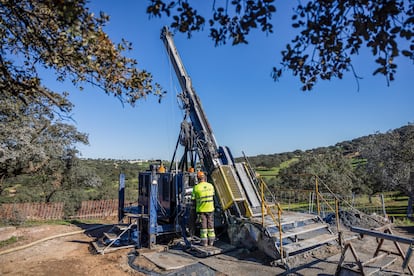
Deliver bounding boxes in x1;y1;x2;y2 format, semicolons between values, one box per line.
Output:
1;221;414;276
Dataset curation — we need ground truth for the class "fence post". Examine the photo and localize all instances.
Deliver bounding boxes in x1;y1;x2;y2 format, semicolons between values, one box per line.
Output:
380;193;387;219
309;192;312;213
118;173;125;223
315;176;320;217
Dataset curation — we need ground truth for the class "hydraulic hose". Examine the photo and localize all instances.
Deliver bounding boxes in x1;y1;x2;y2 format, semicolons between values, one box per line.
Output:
0;224;111;256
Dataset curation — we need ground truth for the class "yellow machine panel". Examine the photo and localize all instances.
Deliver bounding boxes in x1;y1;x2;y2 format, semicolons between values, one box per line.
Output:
211;165;256;217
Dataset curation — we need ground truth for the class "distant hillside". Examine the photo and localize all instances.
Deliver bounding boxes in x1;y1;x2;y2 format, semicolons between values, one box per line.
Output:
241;123;413;199
241;123;414;170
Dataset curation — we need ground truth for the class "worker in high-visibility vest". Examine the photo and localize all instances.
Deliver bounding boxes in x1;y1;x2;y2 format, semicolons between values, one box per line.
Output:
192;171;216;246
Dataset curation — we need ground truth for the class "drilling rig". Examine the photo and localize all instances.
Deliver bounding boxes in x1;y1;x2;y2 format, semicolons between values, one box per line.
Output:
92;27;337;268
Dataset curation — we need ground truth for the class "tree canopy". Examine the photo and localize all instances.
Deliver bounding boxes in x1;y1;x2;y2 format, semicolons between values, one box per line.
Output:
0;93;88;194
359;124;414;215
0;0;163;194
277;148;356;195
1;0;164;114
147;0;413;90
0;0;165;194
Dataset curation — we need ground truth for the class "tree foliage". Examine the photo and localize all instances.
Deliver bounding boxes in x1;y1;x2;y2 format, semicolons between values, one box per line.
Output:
1;0;164;113
1;158;148;203
359;124;414;215
277;148;356;195
276;0;414;90
146;0;413;90
0;0;167;196
0;93;88;195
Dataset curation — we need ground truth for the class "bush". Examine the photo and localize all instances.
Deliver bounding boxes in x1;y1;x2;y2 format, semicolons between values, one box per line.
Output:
0;205;26;226
62;190;83;219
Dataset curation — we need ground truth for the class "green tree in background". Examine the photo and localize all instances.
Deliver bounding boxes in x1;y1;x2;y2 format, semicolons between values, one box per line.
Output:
360;124;414;217
147;0;413;90
278;149;355;195
0;95;88;197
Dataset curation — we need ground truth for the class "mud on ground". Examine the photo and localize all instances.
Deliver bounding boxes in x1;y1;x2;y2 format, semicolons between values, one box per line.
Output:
0;216;413;276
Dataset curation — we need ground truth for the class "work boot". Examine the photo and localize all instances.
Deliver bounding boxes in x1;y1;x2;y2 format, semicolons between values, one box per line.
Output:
208;238;214;246
201;240;208;247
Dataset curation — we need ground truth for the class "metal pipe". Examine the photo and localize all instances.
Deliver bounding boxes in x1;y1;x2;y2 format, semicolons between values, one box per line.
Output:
350;226;414;245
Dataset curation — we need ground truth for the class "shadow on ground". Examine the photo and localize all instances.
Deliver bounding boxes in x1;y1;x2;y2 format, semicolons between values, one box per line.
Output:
396;225;414;234
69;220;114;239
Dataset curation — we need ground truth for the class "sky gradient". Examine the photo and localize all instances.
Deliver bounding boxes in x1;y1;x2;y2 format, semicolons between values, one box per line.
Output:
46;1;414;160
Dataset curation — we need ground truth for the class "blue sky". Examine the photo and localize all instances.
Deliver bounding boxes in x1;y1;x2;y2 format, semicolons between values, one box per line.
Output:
52;1;413;160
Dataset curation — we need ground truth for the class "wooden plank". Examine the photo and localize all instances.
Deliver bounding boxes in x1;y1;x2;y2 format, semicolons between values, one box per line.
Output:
282;233;337;255
346;256;397;276
103;232;118;240
115;224;133;231
278;223;329;239
366;256;397;274
250;211;318;228
91;241;136;254
279;213;319;227
91;241;101;253
186;241;237;258
142;251;198;270
337;267;364;276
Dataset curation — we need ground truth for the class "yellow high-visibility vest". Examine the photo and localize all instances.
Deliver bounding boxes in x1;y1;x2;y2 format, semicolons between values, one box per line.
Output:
192;181;215;213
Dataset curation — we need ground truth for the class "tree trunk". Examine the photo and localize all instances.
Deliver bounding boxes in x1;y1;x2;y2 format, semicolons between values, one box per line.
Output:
408;193;413;218
407;172;414;218
0;175;4;196
45;189;58;203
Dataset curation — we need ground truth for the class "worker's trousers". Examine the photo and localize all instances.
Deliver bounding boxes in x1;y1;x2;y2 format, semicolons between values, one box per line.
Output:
198;212;215;246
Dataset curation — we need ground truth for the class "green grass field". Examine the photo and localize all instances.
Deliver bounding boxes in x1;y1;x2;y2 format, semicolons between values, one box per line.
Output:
256;158;299;177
